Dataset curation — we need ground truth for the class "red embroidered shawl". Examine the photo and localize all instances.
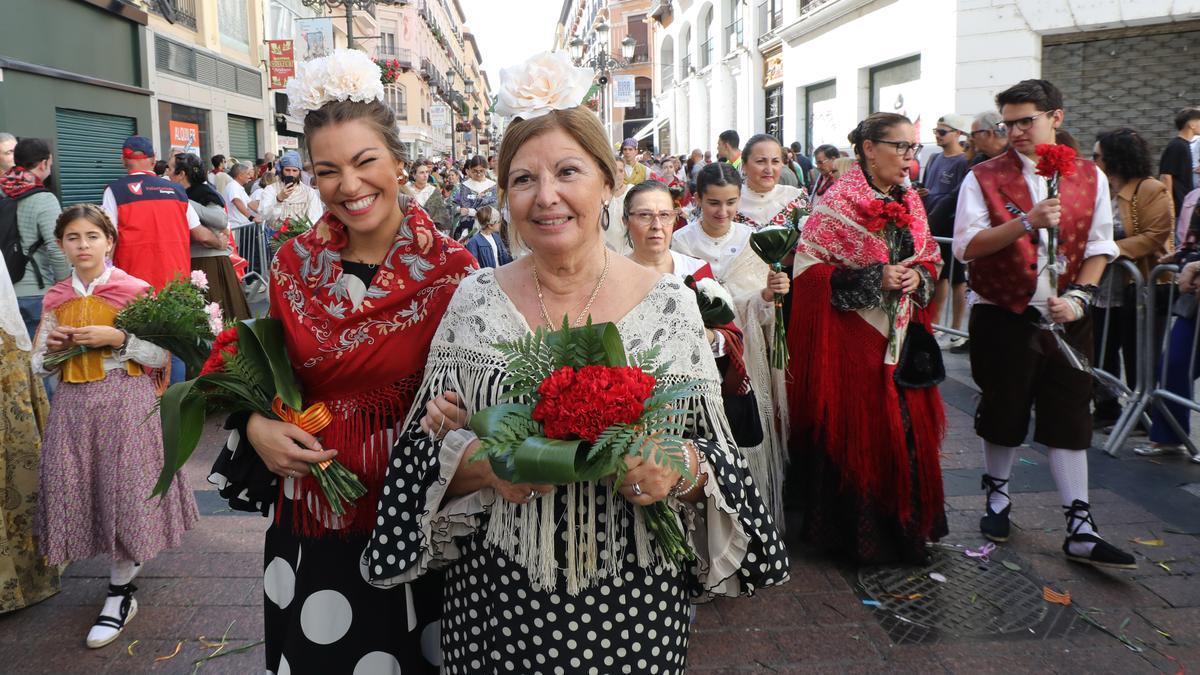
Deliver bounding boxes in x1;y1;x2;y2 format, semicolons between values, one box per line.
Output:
271;202;477;536
788;166;945;537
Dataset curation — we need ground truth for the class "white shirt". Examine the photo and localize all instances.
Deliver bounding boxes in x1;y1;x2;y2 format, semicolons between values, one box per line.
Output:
223;180;253;228
100;175;201;231
257;181;325;225
953;152;1119;316
672;220;753;281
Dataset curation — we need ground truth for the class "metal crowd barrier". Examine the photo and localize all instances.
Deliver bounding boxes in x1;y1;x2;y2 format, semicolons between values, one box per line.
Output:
930;236;968;339
228;220;270;300
927;235;1193;457
1135;263;1200;458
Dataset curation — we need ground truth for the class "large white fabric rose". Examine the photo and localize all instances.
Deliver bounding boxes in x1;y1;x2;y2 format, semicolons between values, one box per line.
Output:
286;49;386;118
494;51;595;120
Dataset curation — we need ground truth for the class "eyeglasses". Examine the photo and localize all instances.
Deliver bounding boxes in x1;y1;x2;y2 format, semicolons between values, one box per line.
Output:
873;139;923;158
628;210;676;225
933;128;956;137
999;109;1056;133
969;129;994;138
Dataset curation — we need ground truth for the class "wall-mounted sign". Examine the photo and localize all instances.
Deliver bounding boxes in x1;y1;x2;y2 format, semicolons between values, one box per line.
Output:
613;75;636;108
169;120;201;156
267;40;295;89
294;18;335;60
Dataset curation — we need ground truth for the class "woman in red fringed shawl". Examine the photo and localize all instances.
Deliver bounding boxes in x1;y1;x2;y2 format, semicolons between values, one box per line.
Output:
207;79;477;673
786;113;947;565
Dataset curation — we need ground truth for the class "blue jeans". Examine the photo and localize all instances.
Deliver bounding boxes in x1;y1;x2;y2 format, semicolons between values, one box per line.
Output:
170;354;186;385
17;295;56;398
1149;314;1200;444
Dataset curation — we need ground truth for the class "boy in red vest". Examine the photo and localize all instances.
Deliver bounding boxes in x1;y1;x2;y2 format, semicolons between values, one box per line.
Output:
952;80;1136;569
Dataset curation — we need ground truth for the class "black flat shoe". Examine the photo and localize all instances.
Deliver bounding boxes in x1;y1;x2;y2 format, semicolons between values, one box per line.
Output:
1062;500;1137;570
980;474;1011;543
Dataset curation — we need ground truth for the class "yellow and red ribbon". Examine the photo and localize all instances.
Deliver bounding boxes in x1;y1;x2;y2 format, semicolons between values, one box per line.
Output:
272;397;334;469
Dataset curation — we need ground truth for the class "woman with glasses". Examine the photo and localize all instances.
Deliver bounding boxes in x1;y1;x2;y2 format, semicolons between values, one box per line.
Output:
735;134;810;230
673;162;791;524
788;112;947;564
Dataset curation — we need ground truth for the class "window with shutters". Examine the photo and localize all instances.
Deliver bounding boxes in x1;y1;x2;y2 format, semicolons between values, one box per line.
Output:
219;0;250;51
228;115;259;164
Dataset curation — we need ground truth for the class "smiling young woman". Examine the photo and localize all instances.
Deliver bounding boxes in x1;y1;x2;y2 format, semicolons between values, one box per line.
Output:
206;50;477;675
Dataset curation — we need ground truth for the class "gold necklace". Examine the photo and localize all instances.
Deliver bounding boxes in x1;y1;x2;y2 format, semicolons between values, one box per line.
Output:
532;247;610;328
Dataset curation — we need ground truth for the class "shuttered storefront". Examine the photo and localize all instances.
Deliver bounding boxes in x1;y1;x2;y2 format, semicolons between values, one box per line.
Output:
227;115;259;165
55;109;137;206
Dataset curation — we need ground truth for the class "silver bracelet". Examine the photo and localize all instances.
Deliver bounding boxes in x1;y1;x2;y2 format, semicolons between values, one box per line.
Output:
668;442;699;499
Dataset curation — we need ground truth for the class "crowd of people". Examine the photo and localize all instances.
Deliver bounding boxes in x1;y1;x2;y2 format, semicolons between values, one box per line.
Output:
1;45;1200;673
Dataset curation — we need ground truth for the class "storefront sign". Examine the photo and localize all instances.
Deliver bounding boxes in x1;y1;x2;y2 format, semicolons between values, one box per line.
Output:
613;75;636;108
763;50;784;87
267;40;295;89
294;18;335;61
169;120;201;157
277;136;299;149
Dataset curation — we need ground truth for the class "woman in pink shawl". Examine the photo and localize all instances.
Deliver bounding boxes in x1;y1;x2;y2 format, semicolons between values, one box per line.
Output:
786;113;947;565
32;204;197;649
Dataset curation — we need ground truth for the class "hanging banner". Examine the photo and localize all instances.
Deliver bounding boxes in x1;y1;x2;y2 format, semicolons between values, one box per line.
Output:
431;104;449;132
294;18;335;60
267;40;295;89
169;120;201;157
613;75;636;108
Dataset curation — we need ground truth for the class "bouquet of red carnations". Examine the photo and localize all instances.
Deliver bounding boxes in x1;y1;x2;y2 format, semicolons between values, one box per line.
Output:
269;215;313;254
1034;143;1078;293
859;197;915;362
43;270;221;379
152;318;366;513
469;320;704;563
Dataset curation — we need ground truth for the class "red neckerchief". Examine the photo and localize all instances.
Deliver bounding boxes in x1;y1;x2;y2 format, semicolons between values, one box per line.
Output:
0;167;45;199
270;202;478;536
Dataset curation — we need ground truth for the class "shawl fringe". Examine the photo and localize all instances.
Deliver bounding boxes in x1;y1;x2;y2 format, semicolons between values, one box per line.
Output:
788;264;945;536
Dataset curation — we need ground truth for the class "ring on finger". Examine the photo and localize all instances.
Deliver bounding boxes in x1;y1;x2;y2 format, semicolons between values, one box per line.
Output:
631;482;643;497
525;490;537;502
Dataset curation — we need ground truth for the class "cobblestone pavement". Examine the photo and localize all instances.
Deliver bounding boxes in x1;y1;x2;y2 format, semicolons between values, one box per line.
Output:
1;352;1197;673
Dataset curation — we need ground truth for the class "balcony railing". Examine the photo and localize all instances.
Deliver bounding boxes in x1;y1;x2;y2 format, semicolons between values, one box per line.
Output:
609;24;650;67
756;0;783;41
146;0;197;30
724;18;743;51
800;0;840;15
379;47;415;70
699;37;714;69
660;67;674;88
680;54;691;79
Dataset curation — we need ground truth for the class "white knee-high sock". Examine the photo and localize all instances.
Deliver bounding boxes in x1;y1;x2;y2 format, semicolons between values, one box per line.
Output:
1048;448;1098;555
983;441;1017;511
109;560;140;586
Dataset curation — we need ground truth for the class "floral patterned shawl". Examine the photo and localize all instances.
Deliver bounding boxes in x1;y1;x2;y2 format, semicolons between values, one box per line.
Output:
795;165;940;363
271;202;477;535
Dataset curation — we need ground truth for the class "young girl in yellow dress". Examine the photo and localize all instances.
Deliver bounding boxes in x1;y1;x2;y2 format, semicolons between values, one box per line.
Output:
32;204;197;648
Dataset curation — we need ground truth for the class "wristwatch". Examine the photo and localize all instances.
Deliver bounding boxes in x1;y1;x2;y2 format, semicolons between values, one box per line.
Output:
1020;214;1034;235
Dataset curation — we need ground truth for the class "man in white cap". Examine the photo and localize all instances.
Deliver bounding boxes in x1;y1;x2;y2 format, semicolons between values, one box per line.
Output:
921;113;974;349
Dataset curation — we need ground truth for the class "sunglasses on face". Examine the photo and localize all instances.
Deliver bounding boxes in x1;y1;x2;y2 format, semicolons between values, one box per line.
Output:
933;128;957;137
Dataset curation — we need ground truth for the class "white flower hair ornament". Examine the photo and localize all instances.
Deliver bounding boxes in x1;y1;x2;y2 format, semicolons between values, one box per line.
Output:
493;51;596;121
286;49;386;119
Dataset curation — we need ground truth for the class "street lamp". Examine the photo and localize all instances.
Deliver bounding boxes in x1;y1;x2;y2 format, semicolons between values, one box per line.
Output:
299;0;376;50
571;19;638;145
443;68;457;160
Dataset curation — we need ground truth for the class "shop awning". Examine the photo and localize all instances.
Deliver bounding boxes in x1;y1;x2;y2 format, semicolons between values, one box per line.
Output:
632;115;666;142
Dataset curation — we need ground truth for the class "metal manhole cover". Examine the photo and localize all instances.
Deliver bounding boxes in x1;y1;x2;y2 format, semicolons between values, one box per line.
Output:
858;546;1047;639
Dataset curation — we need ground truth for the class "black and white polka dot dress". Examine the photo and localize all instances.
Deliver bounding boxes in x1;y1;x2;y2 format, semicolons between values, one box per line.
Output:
363;272;791;673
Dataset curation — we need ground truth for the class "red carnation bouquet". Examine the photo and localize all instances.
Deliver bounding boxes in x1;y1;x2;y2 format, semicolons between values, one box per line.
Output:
153;319;366;514
1034;143;1078;293
859;196;915;360
470;321;704;563
269;215;313;255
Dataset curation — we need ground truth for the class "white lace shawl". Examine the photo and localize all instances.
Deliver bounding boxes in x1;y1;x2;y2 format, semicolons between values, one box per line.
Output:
389;269;760;596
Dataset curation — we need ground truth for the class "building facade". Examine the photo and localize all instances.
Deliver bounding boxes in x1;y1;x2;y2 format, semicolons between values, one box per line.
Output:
648;0;768;156
144;0;272;166
374;0;491;161
556;0;655;149
0;0;155;205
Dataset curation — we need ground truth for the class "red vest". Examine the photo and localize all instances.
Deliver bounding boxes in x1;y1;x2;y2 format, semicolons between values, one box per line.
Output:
109;171;191;291
968;149;1097;313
